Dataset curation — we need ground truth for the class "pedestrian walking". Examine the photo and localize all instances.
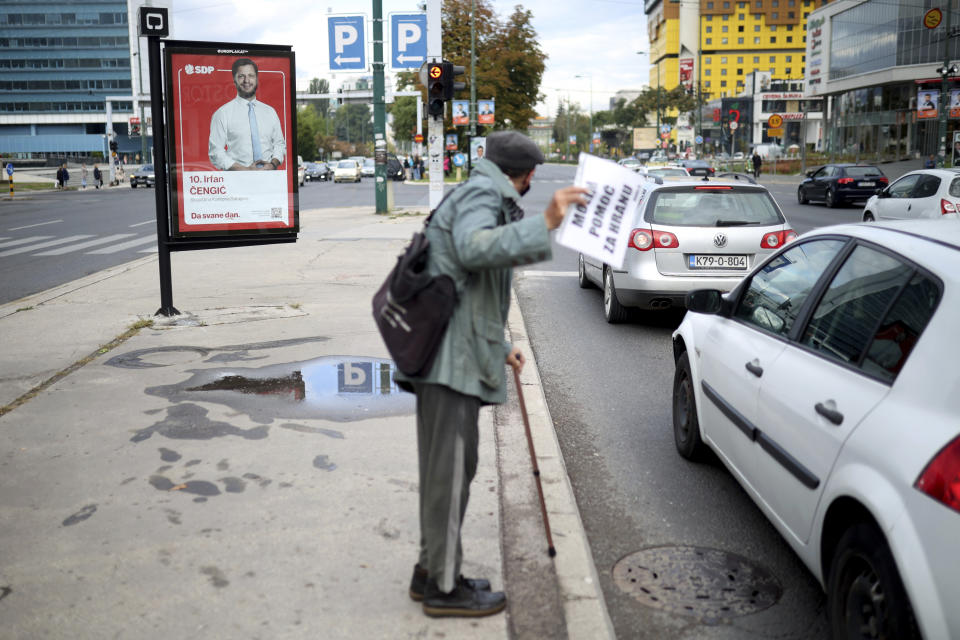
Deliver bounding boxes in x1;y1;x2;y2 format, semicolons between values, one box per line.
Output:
751;150;762;179
443;154;451;177
412;156;422;181
81;163;88;189
56;165;64;190
59;164;70;190
393;131;587;618
93;165;102;189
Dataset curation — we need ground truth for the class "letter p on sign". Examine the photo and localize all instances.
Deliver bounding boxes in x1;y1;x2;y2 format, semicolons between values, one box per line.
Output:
335;24;358;52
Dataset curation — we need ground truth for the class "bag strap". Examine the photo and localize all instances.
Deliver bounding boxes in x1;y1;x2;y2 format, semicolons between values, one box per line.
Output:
423;182;467;229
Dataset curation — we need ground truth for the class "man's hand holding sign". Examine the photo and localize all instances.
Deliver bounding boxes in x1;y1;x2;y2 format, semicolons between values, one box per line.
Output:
556;153;646;270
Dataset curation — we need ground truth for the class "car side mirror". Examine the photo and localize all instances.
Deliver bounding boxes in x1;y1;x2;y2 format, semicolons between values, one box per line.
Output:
875;187;885;197
685;289;723;314
805;170;814;177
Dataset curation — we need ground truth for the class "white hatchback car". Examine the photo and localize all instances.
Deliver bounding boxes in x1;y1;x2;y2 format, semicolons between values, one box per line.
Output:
333;159;362;183
672;220;960;639
578;177;796;322
862;168;960;221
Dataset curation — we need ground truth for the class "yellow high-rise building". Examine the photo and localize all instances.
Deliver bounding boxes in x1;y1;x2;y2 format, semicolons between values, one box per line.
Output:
646;0;827;101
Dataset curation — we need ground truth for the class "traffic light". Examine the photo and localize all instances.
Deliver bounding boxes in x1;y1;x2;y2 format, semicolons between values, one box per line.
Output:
109;139;118;152
427;62;445;117
445;63;466;100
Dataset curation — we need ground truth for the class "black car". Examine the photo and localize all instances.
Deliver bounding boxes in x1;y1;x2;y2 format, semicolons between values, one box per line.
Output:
797;163;889;207
386;154;405;181
130;164;155;188
304;162;331;182
681;159;715;177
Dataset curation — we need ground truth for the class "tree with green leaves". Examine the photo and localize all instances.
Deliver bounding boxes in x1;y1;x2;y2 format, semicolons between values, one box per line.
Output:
308;78;330;118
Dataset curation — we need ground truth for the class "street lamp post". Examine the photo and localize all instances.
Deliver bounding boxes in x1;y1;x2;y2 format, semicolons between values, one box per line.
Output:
575;73;593;150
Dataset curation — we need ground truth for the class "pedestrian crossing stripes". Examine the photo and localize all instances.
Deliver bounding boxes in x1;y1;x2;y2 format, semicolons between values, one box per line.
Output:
0;233;157;257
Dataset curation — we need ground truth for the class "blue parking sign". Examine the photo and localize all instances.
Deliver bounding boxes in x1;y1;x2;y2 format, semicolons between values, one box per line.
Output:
391;13;426;69
328;15;366;71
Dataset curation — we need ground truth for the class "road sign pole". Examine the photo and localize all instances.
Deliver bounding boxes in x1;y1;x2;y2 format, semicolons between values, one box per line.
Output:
427;0;443;209
373;0;388;214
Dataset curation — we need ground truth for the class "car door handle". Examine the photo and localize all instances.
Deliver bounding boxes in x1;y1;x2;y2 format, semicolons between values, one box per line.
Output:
744;361;763;377
815;402;844;426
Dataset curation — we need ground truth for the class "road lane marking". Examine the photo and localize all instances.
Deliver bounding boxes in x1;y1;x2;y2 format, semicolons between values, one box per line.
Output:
87;236;156;254
0;235;93;257
34;233;136;256
128;220;155;228
8;220;63;231
0;235;53;250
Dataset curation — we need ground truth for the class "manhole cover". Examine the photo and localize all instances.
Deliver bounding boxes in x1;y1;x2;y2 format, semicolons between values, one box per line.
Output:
613;545;782;624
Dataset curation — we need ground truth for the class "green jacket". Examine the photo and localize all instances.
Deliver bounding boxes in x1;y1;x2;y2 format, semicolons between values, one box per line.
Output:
395;159;552;404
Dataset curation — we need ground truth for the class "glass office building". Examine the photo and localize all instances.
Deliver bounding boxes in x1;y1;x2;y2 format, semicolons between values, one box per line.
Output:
807;0;960;162
0;0;161;159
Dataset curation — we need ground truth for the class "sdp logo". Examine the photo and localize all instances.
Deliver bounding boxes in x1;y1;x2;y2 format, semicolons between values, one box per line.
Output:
185;64;215;75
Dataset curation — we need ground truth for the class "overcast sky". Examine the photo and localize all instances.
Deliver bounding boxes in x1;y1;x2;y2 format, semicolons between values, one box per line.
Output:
169;0;651;119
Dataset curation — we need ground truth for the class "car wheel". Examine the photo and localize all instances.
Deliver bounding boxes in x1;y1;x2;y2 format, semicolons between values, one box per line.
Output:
827;523;921;640
863;212;875;222
602;267;629;323
673;351;707;461
825;188;837;208
797;186;808;204
577;254;593;289
130;182;137;188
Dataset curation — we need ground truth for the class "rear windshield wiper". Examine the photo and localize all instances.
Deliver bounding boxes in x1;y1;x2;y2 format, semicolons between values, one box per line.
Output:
714;219;752;226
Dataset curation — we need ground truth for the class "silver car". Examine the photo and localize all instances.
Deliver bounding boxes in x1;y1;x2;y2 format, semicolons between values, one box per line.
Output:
862;168;960;221
578;177;797;322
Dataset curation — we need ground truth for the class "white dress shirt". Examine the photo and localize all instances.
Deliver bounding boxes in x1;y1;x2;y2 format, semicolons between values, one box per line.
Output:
208;96;286;170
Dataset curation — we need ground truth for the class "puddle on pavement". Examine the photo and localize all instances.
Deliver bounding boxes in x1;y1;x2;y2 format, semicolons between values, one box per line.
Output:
144;356;414;424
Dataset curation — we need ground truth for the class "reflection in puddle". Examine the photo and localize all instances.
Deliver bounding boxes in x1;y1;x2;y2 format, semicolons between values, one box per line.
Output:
146;356;414;424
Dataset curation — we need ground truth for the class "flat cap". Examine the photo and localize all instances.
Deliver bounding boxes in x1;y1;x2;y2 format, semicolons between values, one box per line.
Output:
485;130;545;173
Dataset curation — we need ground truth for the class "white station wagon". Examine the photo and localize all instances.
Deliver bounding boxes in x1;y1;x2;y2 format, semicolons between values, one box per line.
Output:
578;177;796;322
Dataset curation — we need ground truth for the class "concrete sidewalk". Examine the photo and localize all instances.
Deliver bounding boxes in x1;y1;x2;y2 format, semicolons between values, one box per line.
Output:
0;206;613;639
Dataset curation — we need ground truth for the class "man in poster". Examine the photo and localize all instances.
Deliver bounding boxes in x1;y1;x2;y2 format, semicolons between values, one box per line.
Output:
208;58;286;171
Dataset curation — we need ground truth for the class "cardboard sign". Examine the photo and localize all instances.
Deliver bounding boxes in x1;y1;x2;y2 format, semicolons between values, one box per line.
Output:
556;153;646;270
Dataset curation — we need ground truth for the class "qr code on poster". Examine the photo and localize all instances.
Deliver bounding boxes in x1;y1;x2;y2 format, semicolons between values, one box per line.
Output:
271;207;282;219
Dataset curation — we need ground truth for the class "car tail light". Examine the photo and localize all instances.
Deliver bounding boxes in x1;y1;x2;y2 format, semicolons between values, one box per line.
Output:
695;185;732;190
654;230;679;248
761;229;798;249
878;177;889;185
941;199;957;214
630;229;680;250
837;177;854;185
630;229;654;251
915;435;960;514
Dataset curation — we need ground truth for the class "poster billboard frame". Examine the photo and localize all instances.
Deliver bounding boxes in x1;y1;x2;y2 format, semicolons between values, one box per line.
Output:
163;39;299;241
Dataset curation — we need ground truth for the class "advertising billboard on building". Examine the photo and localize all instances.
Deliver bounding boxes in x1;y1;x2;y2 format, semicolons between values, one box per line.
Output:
917;89;939;120
164;41;298;238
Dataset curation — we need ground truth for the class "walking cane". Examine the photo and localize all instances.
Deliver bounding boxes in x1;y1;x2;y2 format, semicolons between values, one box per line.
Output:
513;367;556;557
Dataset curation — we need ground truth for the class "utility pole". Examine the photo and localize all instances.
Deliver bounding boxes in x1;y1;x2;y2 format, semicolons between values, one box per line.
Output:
937;4;955;163
373;0;387;213
468;0;476;174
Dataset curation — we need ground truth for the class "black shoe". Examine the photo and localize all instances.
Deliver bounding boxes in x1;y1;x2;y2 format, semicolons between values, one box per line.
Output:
422;578;506;618
408;564;491;602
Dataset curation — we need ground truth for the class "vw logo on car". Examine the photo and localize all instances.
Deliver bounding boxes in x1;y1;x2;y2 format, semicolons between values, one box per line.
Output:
713;233;727;248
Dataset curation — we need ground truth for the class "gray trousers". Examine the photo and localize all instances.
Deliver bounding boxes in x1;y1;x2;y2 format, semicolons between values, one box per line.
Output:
414;382;481;593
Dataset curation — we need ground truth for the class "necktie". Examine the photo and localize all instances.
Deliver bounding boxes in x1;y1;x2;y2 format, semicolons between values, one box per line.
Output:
248;102;262;165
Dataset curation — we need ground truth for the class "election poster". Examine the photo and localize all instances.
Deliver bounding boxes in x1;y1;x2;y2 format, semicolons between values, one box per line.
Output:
452;100;469;125
917;89;939;120
556;153;647;270
470;136;486;162
477;99;495;125
164;41;298;238
950;90;960;118
445;133;458;151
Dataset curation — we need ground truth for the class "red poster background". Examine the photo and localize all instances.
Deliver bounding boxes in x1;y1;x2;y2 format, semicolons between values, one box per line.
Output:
167;50;295;233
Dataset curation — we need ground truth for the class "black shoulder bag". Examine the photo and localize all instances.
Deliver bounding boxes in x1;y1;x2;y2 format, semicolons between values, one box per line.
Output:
372;194;460;378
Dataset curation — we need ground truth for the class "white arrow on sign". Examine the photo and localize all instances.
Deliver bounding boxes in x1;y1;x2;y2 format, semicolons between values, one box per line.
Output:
396;54;424;64
335;54;361;65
